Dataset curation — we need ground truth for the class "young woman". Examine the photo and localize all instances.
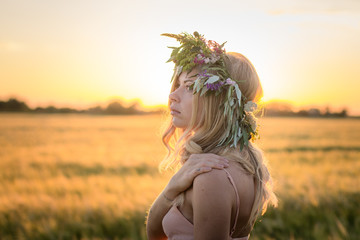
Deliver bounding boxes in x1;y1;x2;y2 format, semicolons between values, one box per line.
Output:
146;32;277;240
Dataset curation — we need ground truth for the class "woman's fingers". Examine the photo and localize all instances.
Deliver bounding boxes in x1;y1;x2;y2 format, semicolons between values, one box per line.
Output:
212;162;229;169
192;166;212;176
185;153;230;179
191;162;229;177
167;153;230;196
189;153;229;165
197;161;229;171
204;156;229;168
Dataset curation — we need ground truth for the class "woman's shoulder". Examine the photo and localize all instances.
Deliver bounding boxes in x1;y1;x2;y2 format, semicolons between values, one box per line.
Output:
194;162;252;186
191;169;234;220
192;167;236;202
192;163;254;202
194;168;231;186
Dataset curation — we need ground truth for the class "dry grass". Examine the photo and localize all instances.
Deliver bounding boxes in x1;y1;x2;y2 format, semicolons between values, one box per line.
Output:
0;113;359;239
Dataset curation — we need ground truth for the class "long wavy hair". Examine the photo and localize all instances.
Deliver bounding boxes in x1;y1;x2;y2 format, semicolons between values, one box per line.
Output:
159;52;278;230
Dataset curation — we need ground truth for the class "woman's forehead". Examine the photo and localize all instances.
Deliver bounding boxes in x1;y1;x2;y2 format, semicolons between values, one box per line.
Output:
178;69;199;83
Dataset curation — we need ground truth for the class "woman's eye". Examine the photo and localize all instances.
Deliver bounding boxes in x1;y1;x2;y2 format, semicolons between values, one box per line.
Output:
186;84;193;91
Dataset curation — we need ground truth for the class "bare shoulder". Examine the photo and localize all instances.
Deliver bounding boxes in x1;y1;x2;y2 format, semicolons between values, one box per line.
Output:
193;168;231;188
192;168;234;204
192;164;255;206
192;169;234;239
193;164;252;193
191;166;254;238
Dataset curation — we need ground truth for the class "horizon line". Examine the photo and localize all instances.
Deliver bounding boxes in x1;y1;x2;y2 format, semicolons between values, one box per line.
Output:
0;95;357;116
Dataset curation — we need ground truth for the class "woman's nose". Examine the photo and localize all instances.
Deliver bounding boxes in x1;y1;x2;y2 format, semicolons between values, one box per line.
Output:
169;89;179;103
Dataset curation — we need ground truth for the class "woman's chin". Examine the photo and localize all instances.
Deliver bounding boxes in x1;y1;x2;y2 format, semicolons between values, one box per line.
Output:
172;118;186;129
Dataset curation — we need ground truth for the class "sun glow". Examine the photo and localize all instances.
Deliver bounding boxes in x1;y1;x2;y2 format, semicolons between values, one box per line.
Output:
1;1;359;115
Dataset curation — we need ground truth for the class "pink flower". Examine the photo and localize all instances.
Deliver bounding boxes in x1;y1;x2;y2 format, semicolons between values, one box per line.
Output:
225;78;236;86
194;57;204;64
194;53;205;64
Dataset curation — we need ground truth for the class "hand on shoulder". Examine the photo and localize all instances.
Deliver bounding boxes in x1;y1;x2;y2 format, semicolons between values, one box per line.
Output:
164;153;229;200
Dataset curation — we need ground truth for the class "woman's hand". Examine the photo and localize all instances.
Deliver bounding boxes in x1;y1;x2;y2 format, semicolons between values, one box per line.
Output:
146;153;228;240
164;153;229;200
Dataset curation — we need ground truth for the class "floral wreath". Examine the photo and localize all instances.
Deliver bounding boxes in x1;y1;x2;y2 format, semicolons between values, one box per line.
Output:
162;31;259;151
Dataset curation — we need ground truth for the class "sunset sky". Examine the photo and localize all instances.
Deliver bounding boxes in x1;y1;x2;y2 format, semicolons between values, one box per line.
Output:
1;0;360;115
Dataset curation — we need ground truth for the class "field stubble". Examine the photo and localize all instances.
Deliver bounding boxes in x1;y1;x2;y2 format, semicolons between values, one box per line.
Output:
0;114;359;239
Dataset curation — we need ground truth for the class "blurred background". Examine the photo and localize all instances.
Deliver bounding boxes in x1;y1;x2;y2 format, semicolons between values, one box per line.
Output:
1;0;359;239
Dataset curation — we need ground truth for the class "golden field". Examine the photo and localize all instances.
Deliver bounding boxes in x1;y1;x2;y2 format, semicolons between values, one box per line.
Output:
0;113;359;239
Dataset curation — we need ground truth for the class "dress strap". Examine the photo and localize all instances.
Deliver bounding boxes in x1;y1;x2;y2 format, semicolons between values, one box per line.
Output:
223;168;240;237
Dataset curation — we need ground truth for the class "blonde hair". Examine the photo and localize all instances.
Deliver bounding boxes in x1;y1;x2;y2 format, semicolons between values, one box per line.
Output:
160;52;277;230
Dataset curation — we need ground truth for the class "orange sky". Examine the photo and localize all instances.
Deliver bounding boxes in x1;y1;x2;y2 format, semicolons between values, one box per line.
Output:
1;0;360;115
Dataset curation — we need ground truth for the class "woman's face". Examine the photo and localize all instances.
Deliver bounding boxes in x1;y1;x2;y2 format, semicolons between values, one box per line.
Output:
169;68;199;129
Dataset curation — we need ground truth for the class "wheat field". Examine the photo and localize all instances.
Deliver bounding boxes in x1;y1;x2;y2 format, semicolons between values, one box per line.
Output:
0;113;359;239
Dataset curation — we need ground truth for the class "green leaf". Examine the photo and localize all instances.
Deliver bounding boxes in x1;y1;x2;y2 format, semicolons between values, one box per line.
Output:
227;86;233;99
161;33;181;39
242;126;249;146
229;106;234;117
191;46;201;52
224;132;234;146
220;41;227;48
238;126;243;139
240;140;244;151
234;127;238;147
196;79;203;93
229;98;234;107
192;80;199;93
234;84;242;107
224;127;231;140
205;75;219;84
208;66;227;75
200;86;208;96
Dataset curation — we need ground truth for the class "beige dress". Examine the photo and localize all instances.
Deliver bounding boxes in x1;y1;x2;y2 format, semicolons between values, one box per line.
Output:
162;169;250;240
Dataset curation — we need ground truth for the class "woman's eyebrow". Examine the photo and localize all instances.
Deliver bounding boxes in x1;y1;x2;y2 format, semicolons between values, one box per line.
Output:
178;79;195;85
184;80;194;83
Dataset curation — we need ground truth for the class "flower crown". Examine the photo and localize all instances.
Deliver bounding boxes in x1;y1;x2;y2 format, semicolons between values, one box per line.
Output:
162;31;259;151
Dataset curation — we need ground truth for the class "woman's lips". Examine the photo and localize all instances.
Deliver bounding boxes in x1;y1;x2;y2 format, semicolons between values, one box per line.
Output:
170;109;180;115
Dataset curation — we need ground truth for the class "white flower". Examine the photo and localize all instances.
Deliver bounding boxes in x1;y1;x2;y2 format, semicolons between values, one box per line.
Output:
204;58;210;64
246;112;257;131
210;55;220;64
244;101;257;112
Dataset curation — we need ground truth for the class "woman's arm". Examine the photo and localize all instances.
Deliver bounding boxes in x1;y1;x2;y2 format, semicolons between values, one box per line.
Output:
193;169;234;240
146;188;175;240
146;153;230;240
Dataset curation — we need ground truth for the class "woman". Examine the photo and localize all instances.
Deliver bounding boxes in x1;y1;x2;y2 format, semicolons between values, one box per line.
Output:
146;32;277;240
